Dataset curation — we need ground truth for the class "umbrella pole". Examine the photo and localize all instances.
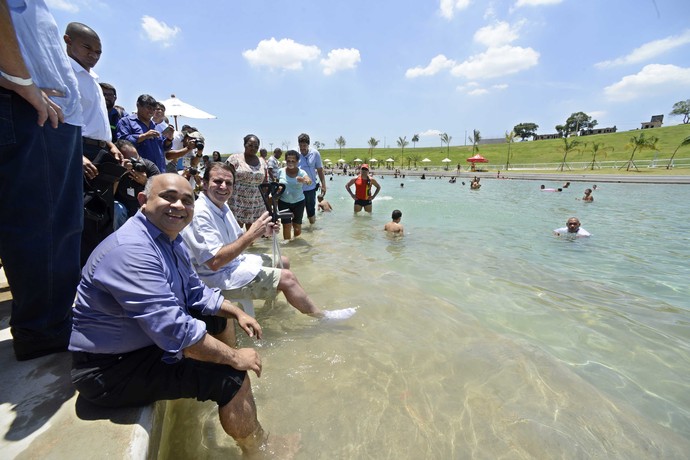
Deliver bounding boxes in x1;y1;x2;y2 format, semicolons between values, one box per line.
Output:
173;115;178;130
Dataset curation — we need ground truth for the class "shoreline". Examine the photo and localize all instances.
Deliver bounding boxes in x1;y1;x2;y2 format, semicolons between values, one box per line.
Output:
331;168;690;185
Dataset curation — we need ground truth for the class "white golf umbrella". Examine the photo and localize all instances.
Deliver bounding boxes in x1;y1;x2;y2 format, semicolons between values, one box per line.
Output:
422;158;431;162
160;94;216;129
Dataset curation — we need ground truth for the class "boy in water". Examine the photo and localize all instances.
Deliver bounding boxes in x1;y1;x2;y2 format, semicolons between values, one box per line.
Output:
384;210;404;235
317;195;333;212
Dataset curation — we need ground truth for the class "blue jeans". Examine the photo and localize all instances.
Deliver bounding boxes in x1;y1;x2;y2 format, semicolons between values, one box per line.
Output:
0;88;83;359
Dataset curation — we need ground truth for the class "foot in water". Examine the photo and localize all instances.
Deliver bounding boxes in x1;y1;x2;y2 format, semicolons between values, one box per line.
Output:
322;307;357;321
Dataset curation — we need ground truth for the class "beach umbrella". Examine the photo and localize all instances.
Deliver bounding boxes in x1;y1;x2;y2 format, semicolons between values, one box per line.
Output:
385;158;395;162
442;158;452;163
160;94;216;129
337;158;346;163
324;158;332;163
354;158;363;162
422;158;431;162
466;154;488;163
370;158;378;162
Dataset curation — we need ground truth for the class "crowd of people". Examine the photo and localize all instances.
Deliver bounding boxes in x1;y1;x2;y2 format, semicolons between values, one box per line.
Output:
2;3;595;456
0;4;347;457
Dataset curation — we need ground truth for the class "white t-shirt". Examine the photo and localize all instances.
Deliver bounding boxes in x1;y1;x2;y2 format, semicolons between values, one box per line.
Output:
554;227;591;237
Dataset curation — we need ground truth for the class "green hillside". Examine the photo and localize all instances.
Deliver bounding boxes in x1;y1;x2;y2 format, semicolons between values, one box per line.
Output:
320;124;690;170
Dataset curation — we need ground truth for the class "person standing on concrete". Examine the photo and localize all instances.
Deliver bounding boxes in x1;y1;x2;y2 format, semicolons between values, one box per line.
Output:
0;0;84;360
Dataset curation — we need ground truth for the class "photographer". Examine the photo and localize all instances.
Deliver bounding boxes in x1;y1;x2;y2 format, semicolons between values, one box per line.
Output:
165;128;204;172
113;139;160;228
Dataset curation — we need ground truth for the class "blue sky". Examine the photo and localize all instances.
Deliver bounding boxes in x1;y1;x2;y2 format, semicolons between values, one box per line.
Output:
48;0;690;152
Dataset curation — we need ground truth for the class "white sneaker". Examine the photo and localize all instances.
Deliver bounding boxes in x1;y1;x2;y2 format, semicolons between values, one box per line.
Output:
322;307;357;321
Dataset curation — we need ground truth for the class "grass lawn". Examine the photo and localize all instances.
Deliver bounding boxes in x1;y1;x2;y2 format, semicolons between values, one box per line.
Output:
320;124;690;172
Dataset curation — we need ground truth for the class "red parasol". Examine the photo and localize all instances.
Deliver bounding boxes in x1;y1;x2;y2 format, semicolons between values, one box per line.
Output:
466;154;488;163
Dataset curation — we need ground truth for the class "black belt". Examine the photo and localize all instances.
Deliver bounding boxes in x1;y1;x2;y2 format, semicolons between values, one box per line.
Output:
83;137;108;148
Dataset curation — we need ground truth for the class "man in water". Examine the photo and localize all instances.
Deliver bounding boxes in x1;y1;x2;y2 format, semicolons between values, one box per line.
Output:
384;210;404;235
181;162;356;320
554;217;591;237
345;164;381;213
69;174;299;457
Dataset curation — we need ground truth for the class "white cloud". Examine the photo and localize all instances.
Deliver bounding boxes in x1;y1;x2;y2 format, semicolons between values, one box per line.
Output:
474;21;522;47
405;54;455;78
141;16;180;46
451;45;539;79
492;83;508;90
604;64;690;102
595;30;690;69
439;0;471;20
321;48;361;76
46;0;80;12
514;0;562;7
468;88;489;96
420;129;442;137
243;38;320;71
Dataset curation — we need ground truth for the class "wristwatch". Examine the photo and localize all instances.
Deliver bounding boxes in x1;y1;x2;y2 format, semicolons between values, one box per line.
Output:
0;71;33;86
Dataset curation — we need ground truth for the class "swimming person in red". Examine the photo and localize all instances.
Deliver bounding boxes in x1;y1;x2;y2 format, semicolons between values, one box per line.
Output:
345;164;381;213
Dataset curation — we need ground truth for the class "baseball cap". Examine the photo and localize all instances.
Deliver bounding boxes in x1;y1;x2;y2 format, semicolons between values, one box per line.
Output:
361;163;369;170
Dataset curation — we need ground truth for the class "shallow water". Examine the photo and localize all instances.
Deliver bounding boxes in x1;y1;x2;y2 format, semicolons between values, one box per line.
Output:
158;176;690;459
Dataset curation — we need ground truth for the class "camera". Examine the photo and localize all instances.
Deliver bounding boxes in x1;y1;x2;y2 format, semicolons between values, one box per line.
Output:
130;158;147;173
194;141;204;150
188;167;199;176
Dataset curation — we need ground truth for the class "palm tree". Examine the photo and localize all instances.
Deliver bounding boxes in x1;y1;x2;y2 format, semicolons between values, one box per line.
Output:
557;137;581;171
666;135;690;169
622;133;659;171
367;137;379;160
469;129;481;154
439;132;452;155
335;136;346;155
411;134;419;148
281;140;290;151
504;130;515;170
407;153;420;168
396;136;409;168
586;141;613;170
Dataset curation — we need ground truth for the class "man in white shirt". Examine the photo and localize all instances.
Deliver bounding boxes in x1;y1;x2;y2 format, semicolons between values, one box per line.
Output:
181;163;356;321
64;22;125;265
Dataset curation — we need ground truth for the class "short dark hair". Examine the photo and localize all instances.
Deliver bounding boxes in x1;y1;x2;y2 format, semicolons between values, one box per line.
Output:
243;134;260;147
99;82;116;96
136;94;157;107
285;150;299;162
156;102;165;111
298;133;310;144
203;161;235;183
392;209;402;220
115;138;135;150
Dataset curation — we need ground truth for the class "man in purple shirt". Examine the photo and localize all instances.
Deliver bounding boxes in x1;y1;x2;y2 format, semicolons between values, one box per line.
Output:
116;94;166;172
69;174;286;456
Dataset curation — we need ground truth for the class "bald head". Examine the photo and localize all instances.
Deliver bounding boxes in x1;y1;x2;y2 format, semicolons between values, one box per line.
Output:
138;174;195;240
64;22;102;71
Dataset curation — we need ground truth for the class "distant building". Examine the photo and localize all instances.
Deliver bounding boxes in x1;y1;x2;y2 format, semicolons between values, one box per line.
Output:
579;126;617;136
534;133;561;141
478;138;504;145
641;115;663;129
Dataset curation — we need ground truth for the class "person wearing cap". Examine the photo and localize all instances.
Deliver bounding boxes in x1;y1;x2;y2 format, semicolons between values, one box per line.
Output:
345;164;381;213
166;129;204;172
116;94;167;172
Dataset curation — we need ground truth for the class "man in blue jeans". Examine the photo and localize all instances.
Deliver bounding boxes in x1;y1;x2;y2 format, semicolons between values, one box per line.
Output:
0;0;84;360
297;133;327;224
